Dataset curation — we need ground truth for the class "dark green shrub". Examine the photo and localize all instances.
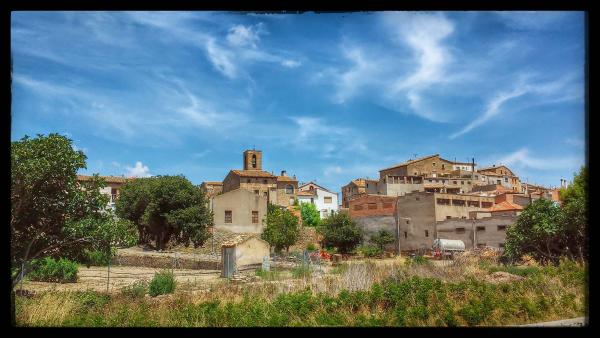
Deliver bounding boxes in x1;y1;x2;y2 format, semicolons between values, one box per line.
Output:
405;255;430;266
359;245;383;258
27;257;78;283
148;270;177;297
306;243;317;251
121;280;148;298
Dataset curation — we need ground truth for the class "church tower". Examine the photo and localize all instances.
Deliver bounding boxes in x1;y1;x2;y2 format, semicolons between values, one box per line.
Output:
243;150;262;170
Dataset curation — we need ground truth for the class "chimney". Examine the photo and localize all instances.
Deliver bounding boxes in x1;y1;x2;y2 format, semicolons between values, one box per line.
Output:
281;170;286;176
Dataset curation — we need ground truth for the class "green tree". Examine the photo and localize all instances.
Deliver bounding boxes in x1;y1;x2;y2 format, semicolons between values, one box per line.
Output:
370;229;395;253
261;203;300;253
11;134;109;286
300;202;321;227
559;166;587;261
115;175;213;250
317;212;363;254
504;166;588;263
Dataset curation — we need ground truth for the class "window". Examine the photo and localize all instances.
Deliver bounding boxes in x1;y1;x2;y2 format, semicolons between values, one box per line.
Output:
452;199;465;206
367;203;377;210
496;180;501;185
453;181;457;185
406;220;410;224
324;196;332;204
455;227;465;234
251;154;257;168
354;205;363;211
254;190;259;195
476;226;485;232
425;230;429;237
467;181;471;184
247;179;251;183
429;179;433;183
225;210;232;223
497;225;507;231
252;211;259;224
436;198;450;205
263;192;268;197
404;231;408;238
442;164;445;170
285;185;294;194
461;181;464;185
414;172;418;175
446;216;452;219
505;177;508;182
416;197;420;201
263;179;267;184
310;198;314;204
432;162;436;167
481;202;493;208
467;201;480;207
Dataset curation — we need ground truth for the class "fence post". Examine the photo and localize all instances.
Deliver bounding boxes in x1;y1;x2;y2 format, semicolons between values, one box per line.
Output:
107;258;110;293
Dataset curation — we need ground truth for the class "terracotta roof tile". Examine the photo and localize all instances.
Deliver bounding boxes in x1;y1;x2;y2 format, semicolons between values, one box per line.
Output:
487;201;523;212
277;175;297;182
231;170;276;178
202;181;223;185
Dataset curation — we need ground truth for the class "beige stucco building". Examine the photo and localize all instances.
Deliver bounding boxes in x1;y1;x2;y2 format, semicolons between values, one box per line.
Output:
77;175;132;210
212;188;268;234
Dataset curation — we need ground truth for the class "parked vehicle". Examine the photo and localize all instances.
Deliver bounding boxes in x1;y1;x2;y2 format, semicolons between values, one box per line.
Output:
432;239;465;260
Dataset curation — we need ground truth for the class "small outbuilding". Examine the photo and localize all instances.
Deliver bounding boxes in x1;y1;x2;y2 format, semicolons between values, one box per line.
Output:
221;234;270;278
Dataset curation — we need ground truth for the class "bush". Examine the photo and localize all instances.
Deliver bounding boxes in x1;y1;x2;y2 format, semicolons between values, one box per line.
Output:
306;243;317;251
255;268;280;280
148;270;177;297
317;212;363;254
359;245;383;258
83;249;112;267
27;257;78;283
121;280;148;298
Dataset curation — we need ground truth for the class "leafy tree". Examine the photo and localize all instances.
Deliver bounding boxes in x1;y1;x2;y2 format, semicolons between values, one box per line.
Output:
559;166;588;261
261;203;300;253
317;212;363;254
370;229;395;253
115;175;212;250
11;134;109;286
504;166;588;263
300;202;321;227
504;199;563;263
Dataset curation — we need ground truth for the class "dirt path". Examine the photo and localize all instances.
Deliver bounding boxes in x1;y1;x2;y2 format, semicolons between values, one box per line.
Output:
18;266;222;293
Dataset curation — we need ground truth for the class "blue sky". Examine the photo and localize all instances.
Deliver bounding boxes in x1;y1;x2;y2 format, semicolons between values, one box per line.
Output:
11;11;586;193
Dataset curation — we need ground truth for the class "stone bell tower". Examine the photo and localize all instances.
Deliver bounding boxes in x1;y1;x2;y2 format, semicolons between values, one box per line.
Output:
243;150;262;170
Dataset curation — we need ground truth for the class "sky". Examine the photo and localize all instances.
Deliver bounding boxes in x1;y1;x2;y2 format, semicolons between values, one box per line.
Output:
11;11;586;193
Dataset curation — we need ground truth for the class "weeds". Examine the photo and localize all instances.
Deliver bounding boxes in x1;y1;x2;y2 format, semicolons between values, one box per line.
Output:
121;280;148;298
148;270;176;297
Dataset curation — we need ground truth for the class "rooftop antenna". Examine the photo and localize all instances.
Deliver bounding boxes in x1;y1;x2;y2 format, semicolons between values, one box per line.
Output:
413;153;418;159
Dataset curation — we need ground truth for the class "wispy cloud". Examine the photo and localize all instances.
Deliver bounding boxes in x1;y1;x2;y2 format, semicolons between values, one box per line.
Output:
495;11;572;30
226;22;265;48
205;38;238;79
126;161;151;177
496;148;582;171
450;73;583;139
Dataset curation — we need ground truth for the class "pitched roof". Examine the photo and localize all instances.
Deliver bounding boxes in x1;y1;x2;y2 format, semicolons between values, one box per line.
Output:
230;169;276;178
277;175;297;182
477;165;516;176
77;175;131;184
299;181;335;193
379;154;439;172
487;201;523;212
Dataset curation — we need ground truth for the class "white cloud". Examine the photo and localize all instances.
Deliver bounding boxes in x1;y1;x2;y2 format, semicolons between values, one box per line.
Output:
333;47;377;104
281;59;301;68
450;73;582;139
226;23;265;48
496;148;582;171
324;166;343;177
205;38;237;79
125;161;151;177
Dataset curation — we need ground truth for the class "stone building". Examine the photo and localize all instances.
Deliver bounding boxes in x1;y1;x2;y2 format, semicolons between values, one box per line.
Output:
219;150;298;207
435;214;517;250
476;165;521;191
200;181;223;198
378;154;476;180
212;188;268;234
341;178;378;208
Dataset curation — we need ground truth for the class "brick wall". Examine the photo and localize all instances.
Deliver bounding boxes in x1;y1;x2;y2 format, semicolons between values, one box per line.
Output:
348;195;398;218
